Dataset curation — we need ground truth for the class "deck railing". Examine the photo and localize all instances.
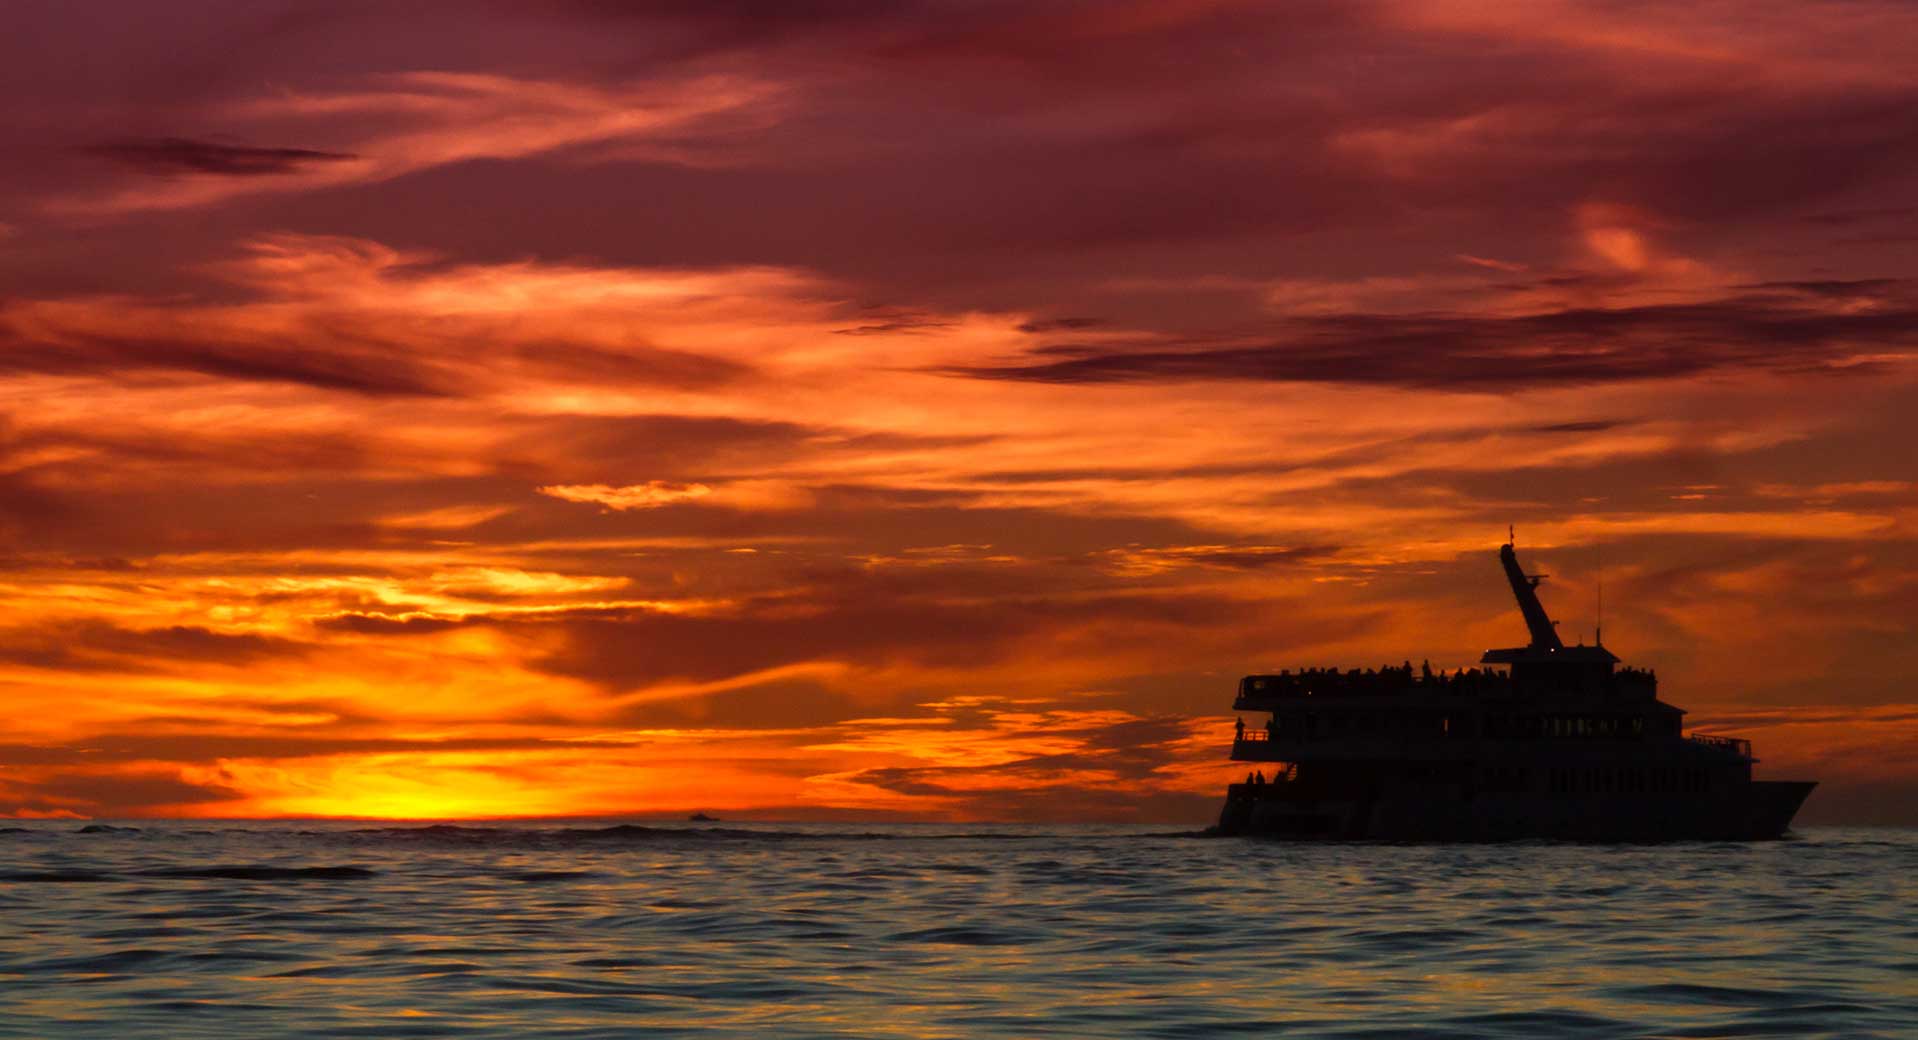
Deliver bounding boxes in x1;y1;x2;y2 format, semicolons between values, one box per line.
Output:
1687;733;1753;759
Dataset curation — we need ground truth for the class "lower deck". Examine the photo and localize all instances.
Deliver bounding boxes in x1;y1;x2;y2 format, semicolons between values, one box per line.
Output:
1216;778;1816;841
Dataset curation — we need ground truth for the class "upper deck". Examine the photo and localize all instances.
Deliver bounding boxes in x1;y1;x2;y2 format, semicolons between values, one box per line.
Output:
1234;662;1659;711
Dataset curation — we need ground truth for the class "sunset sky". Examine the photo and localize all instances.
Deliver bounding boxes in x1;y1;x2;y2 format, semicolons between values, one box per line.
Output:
2;0;1914;823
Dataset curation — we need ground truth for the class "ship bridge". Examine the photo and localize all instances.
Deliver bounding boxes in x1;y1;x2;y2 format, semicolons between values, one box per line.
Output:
1479;541;1619;696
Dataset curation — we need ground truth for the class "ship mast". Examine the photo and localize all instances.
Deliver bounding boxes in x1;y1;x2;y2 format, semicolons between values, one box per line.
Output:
1500;538;1563;651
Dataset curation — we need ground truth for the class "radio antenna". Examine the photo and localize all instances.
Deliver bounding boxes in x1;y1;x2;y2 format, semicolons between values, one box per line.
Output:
1595;541;1604;646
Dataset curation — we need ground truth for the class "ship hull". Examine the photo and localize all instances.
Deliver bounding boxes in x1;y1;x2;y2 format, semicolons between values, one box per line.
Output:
1215;779;1816;841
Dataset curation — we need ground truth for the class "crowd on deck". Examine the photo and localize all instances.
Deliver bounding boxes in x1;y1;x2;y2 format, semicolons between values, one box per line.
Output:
1242;662;1495;696
1240;662;1658;698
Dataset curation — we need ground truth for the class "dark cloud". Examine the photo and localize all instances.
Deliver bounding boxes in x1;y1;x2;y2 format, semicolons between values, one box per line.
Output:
0;330;744;402
0;329;454;397
948;295;1918;390
317;614;464;636
1016;317;1103;334
832;320;953;335
0;621;309;673
2;769;245;813
509;342;746;389
1734;279;1905;297
84;137;357;177
1101;545;1339;571
835;712;1220;821
1530;420;1626;434
489;415;996;497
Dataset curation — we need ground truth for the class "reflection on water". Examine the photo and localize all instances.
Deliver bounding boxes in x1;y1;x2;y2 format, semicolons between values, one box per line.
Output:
2;822;1913;1038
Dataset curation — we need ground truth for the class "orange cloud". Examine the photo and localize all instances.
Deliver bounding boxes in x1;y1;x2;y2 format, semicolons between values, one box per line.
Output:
541;482;714;510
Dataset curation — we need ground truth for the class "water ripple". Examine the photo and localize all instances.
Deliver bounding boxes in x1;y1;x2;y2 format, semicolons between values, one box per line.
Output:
0;823;1912;1038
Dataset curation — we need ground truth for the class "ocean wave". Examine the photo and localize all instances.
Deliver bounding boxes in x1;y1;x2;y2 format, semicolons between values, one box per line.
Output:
0;825;1910;1038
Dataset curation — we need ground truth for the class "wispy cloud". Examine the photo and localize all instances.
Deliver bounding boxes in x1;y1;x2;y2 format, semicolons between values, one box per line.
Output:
540;482;714;510
83;137;359;177
49;71;781;215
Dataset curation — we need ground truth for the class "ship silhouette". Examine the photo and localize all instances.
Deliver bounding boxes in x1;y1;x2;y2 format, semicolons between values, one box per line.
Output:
1216;540;1816;840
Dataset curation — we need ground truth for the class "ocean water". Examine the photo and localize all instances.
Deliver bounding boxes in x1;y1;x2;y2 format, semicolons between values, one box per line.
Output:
1;822;1913;1039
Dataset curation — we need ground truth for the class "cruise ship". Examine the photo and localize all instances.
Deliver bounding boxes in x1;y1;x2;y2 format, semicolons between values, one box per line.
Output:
1216;540;1816;840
